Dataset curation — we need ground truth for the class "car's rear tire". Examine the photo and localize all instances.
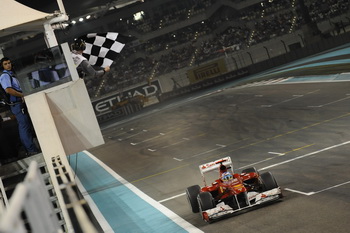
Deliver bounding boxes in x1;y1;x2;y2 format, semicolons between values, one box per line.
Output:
260;172;278;190
242;167;258;174
198;192;215;211
242;167;260;188
186;185;201;213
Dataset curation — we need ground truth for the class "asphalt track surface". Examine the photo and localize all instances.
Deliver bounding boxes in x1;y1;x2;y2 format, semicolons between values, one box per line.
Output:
90;47;350;233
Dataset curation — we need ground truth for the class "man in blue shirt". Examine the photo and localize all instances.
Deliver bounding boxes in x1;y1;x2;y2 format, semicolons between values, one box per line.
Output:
0;57;39;156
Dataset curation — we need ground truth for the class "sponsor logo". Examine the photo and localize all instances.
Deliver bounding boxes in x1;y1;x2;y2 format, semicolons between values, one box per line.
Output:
187;59;227;84
92;80;161;115
193;63;221;81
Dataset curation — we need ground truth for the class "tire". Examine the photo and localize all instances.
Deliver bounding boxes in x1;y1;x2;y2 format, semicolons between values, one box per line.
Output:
186;185;201;213
197;192;215;211
242;167;260;187
260;172;279;191
242;167;258;174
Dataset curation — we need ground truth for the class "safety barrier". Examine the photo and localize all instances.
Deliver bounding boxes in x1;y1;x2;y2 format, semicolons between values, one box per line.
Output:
51;156;98;233
0;178;9;217
0;158;98;233
0;161;62;233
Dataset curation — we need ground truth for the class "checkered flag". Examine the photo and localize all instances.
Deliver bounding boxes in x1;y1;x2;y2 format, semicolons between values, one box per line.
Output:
82;32;125;68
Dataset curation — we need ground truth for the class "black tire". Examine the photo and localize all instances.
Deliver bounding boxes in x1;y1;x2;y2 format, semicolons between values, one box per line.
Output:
260;172;279;191
198;192;215;211
242;167;258;174
186;185;201;213
242;167;260;187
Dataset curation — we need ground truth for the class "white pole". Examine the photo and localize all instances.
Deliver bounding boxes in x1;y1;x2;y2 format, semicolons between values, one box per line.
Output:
43;13;69;48
56;0;67;14
43;23;58;48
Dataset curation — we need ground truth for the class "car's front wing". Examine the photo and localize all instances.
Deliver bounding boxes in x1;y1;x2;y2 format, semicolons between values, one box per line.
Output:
204;187;282;221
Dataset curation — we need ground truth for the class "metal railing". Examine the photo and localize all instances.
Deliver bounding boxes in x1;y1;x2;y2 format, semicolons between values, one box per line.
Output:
52;156;98;233
0;178;9;217
0;161;62;233
0;158;98;233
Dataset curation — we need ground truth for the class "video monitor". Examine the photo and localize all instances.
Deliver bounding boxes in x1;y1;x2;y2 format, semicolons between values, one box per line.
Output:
11;45;73;95
28;63;70;89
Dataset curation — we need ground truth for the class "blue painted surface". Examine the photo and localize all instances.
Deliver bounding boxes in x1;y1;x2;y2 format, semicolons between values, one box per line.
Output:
246;43;350;80
277;73;350;84
69;152;189;233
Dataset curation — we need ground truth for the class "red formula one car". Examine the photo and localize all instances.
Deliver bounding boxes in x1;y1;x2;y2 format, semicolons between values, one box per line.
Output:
186;157;282;223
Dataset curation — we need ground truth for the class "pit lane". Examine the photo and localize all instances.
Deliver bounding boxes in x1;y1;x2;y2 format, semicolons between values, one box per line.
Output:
87;73;350;233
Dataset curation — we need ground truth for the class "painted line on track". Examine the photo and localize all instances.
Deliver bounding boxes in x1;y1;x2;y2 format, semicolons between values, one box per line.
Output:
308;95;350;108
239;144;314;170
260;141;350;170
238;157;275;170
70;151;203;233
312;180;350;194
285;180;350;196
159;193;186;203
268;152;285;156
130;132;165;145
188;144;227;159
160;141;350;203
200;112;350;163
74;176;113;232
119;129;148;141
284;188;314;196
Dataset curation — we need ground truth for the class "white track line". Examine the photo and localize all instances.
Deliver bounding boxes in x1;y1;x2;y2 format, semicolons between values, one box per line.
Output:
268;152;285;156
82;151;203;233
161;141;350;202
313;180;350;194
285;181;350;196
308;95;350;108
260;141;350;170
284;188;314;196
189;144;227;159
159;193;186;203
130;132;165;145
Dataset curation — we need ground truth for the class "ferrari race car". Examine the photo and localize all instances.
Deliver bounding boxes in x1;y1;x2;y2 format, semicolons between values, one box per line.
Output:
185;157;282;222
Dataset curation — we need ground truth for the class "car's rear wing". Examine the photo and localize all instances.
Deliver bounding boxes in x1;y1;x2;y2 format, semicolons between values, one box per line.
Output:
199;157;233;175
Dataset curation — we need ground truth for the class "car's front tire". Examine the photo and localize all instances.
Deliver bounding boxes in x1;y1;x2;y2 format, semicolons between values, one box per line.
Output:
198;192;215;211
198;192;215;222
260;171;279;190
186;185;201;213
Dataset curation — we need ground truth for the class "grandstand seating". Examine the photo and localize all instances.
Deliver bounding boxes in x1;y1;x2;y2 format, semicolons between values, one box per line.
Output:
89;0;350;98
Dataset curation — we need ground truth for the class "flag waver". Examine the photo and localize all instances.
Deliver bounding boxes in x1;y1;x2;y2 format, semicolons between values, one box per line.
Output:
82;32;125;68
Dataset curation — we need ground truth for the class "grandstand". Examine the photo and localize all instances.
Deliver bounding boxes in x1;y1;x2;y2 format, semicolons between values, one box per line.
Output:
79;0;349;99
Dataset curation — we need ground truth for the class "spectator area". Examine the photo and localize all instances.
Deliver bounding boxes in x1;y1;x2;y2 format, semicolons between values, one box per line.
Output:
87;0;350;98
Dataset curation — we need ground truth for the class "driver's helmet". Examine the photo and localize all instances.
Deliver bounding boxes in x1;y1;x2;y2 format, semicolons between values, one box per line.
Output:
221;171;233;183
71;39;86;51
